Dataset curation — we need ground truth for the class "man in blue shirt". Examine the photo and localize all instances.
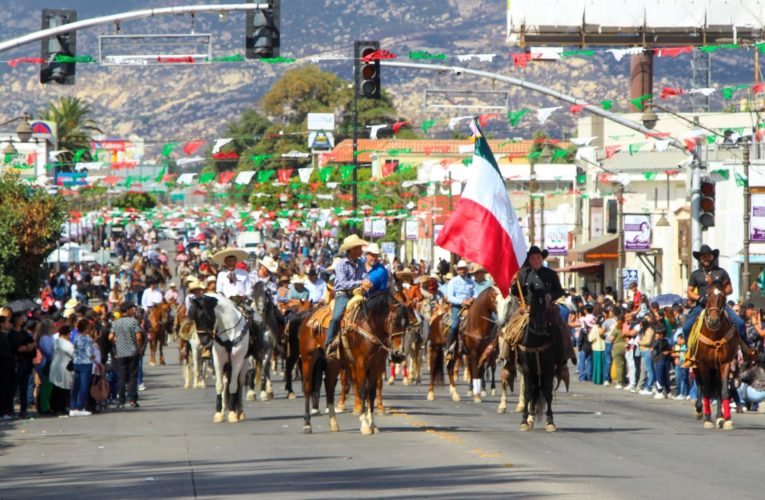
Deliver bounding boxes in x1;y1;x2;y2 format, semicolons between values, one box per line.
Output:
472;264;493;298
445;260;475;358
365;243;389;294
325;235;372;357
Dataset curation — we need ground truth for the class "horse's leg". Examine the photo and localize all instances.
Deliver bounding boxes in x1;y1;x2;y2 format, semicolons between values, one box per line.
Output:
149;336;157;366
376;375;385;415
356;361;372;435
228;351;244;423
719;364;734;429
351;369;362;416
470;351;482;403
447;356;461;402
236;352;248;421
497;366;509;414
285;328;298;399
335;366;348;413
368;364;381;434
265;347;275;400
702;378;714;429
516;371;526;413
519;364;533;431
159;333;165;366
302;355;314;433
543;358;557;432
325;358;340;432
212;349;225;423
388;361;396;385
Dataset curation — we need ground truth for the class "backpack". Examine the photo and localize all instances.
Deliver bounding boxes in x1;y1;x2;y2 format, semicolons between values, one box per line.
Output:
577;328;593;354
90;364;110;401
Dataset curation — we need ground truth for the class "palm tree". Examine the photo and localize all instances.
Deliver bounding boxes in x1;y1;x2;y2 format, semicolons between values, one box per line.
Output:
38;96;103;168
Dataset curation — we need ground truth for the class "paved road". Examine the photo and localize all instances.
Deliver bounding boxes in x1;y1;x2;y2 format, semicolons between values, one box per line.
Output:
2;344;764;500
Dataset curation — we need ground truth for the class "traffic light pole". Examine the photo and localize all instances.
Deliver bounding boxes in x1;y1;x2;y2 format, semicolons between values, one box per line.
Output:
352;82;359;224
743;140;752;299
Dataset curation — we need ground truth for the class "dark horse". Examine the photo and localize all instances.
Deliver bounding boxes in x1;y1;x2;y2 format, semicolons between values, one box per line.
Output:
283;300;313;400
516;288;566;432
693;280;740;430
247;281;280;401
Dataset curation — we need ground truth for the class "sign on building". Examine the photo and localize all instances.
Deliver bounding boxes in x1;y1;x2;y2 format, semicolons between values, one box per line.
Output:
751;194;765;242
623;214;651;251
544;224;568;256
622;268;639;289
405;219;418;241
307;113;335;131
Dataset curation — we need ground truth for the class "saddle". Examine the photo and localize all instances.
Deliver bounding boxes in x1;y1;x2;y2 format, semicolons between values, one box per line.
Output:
442;306;469;331
307;304;333;335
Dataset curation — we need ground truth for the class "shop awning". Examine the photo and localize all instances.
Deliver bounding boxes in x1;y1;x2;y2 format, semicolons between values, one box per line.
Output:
557;262;604;273
569;234;618;262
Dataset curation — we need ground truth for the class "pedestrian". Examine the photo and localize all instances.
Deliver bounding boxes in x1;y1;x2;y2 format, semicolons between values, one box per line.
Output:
622;310;639;392
577;304;595;381
0;309;15;419
35;319;55;414
611;308;628;389
737;352;765;410
602;306;616;386
651;322;672;399
109;302;143;408
672;333;690;399
69;319;95;416
588;315;606;385
637;318;656;396
49;325;74;416
9;314;36;418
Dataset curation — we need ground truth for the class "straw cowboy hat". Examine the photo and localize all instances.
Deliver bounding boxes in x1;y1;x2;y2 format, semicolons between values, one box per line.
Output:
258;255;279;274
365;243;382;255
455;260;470;269
339;234;369;253
395;267;415;280
290;274;307;285
471;264;486;274
187;280;205;292
211;248;249;266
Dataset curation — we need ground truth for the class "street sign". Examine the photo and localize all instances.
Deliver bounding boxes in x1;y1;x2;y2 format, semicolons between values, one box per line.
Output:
307;113;335;131
622;268;638;289
308;131;334;150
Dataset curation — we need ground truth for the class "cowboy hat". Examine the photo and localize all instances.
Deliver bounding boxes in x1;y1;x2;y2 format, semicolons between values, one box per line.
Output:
692;244;720;260
395;267;415;280
365;243;382;255
339;234;369;253
187;280;205;292
211;248;249;266
526;245;549;259
455;260;469;269
64;298;78;309
258;256;279;274
205;275;217;283
290;274;307;285
471;264;486;274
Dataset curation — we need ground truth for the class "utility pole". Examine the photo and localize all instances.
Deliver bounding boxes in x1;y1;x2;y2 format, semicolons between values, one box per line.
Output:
616;183;625;300
743;139;752;300
529;160;537;246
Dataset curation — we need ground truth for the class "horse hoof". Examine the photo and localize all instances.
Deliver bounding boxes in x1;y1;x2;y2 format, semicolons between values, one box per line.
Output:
288;392;296;400
387;377;395;386
427;390;435;401
259;391;268;401
490;388;497;397
703;420;714;429
716;418;725;429
228;412;239;424
334;405;346;414
160;358;166;366
466;390;473;397
514;404;524;414
361;425;373;436
545;423;557;433
352;409;362;416
451;392;461;402
473;396;482;404
246;390;256;401
238;412;246;422
267;391;274;401
527;420;534;430
694;410;703;420
480;390;487;397
311;408;319;416
403;378;410;386
303;425;312;434
497;405;507;414
149;360;156;367
376;408;386;416
371;424;379;434
183;383;190;390
519;423;530;432
330;417;339;433
213;412;224;423
723;420;734;430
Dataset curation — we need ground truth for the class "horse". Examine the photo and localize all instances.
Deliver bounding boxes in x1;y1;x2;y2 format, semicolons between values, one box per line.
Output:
187;292;250;423
249;281;280;401
387;290;420;387
425;301;461;401
176;304;212;389
460;288;502;403
515;287;567;432
692;280;741;430
148;302;171;366
283;300;313;400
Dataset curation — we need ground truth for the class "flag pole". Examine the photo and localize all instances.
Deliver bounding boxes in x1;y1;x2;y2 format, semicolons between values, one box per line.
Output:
515;271;525;308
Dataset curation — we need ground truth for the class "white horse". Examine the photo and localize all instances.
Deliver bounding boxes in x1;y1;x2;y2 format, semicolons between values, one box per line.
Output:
188;292;250;423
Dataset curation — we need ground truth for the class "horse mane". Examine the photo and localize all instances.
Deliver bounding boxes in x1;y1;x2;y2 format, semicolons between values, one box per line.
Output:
465;287;495;332
364;292;390;318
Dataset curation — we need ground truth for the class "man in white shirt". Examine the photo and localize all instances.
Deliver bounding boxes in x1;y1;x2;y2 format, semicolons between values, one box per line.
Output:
212;248;252;299
304;268;327;304
141;281;164;310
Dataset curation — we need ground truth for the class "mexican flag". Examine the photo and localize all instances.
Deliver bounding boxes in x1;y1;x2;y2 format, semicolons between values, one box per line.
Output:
436;122;527;296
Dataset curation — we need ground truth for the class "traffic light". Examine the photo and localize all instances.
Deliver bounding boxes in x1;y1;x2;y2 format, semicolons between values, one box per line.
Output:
40;9;77;85
354;41;381;99
246;0;280;59
699;177;716;229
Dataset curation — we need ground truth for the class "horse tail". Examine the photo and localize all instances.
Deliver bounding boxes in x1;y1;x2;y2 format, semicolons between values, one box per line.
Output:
432;346;445;386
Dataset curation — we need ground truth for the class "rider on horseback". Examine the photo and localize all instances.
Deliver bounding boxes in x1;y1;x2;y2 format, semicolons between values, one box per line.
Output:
513;246;565;306
682;245;750;368
212;248;252;300
445;260;475;360
325;235;373;358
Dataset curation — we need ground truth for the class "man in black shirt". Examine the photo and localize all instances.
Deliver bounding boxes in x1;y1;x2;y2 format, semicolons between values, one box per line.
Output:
513;246;565;304
8;314;36;418
682;246;749;362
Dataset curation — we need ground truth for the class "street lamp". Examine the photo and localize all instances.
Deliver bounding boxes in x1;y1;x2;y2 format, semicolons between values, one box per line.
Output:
1;113;33;162
655;172;671;227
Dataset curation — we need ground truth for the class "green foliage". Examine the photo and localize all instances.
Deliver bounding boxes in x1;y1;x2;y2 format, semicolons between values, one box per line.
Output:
111;191;157;210
38;96;103;166
0;173;67;302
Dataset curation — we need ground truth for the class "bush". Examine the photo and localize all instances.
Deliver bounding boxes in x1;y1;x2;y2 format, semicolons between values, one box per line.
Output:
112;191;157;210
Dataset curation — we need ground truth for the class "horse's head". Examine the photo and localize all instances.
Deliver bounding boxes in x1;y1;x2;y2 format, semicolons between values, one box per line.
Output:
527;288;552;335
494;288;517;328
252;280;269;314
705;279;727;329
188;293;219;337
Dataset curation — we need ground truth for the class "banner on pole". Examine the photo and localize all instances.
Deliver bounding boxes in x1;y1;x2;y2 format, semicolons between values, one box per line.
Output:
623;214;651;251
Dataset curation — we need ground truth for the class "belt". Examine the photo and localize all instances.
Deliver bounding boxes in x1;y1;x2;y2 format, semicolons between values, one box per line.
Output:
336;290;350;296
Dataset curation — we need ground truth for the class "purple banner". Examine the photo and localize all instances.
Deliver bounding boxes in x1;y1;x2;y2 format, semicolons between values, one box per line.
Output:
624;214;651;251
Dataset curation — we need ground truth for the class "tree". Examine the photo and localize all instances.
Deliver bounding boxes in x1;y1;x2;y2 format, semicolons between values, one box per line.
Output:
0;173;67;302
111;192;157;210
38;96;103;167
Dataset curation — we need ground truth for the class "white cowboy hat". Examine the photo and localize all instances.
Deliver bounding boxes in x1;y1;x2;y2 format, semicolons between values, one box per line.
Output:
365;243;382;255
211;248;249;266
471;264;486;274
290;274;307;285
326;257;342;272
64;298;78;309
455;260;469;269
205;275;217;283
187;280;205;292
258;256;279;274
339;234;369;253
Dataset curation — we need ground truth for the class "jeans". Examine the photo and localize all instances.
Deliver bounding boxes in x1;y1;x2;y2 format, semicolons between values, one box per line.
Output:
447;305;461;348
638;350;655;391
577;350;593;381
603;342;613;383
683;304;749;346
675;365;689;397
13;365;32;414
117;356;139;404
325;293;350;348
70;363;92;410
683;305;703;337
138;357;144;386
738;383;765;404
653;358;671;395
625;349;637;388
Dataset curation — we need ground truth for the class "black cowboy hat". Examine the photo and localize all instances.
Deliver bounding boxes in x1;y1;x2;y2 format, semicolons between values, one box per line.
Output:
526;246;549;259
692;244;719;260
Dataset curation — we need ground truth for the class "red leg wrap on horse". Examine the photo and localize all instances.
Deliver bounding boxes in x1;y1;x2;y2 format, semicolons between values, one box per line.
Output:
391;365;395;378
703;397;711;415
722;399;731;420
403;365;408;378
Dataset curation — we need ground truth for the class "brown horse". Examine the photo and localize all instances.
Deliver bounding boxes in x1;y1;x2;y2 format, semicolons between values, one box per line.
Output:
693;280;740;430
426;301;461;401
148;301;171;366
460;288;500;403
